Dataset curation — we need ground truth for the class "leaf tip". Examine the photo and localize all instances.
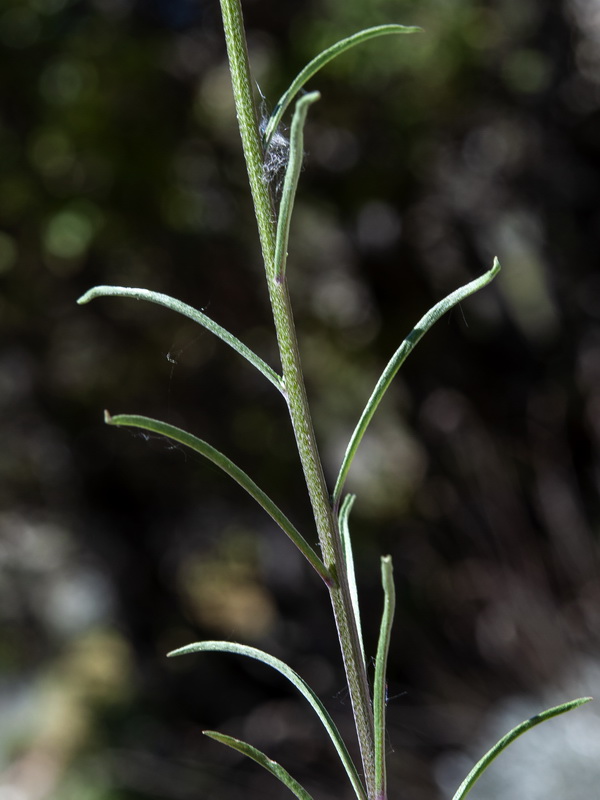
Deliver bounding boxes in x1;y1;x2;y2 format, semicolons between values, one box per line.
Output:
340;493;357;514
573;696;593;707
77;289;93;305
104;409;113;424
391;24;424;34
166;643;196;658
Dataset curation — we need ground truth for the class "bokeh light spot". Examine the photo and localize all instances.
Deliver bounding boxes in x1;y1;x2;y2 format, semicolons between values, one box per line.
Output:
503;49;551;94
39;60;97;106
43;206;100;261
29;128;74;179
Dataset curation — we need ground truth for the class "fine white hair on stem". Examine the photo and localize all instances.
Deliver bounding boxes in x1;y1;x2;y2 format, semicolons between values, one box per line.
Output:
263;126;291;190
257;82;292;192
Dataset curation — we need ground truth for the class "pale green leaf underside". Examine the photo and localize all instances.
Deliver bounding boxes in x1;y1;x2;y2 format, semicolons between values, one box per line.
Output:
452;696;592;800
204;730;315;800
263;24;423;146
168;640;368;800
373;555;395;799
104;412;331;584
274;91;320;282
338;494;365;669
77;285;283;392
333;258;501;504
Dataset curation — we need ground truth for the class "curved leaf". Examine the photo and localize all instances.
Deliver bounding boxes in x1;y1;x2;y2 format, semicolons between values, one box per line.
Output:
78;285;283;393
263;25;423;146
338;494;365;669
274;91;320;282
168;640;368;800
105;412;331;584
373;555;395;799
204;730;315;800
452;696;593;800
333;258;501;504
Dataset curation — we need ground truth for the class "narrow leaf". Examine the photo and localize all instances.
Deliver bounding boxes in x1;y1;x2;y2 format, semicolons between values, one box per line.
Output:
338;494;365;669
204;730;315;800
105;412;331;584
263;25;423;147
452;696;593;800
78;285;283;392
333;258;501;504
274;91;320;282
168;640;368;800
373;556;395;799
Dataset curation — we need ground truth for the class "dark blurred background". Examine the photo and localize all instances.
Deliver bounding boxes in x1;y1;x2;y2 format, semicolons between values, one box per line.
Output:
1;0;600;798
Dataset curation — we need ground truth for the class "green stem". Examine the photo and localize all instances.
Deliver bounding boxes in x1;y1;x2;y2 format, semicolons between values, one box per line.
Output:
219;0;376;794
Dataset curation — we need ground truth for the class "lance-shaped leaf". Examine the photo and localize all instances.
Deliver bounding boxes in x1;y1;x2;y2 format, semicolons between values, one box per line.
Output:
168;640;368;800
373;555;395;800
338;494;365;669
203;731;315;800
452;697;592;800
78;286;283;393
263;24;423;147
105;412;331;584
273;91;320;283
333;258;501;504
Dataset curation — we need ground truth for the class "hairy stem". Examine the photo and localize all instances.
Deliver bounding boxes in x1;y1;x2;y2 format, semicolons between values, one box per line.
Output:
218;0;376;793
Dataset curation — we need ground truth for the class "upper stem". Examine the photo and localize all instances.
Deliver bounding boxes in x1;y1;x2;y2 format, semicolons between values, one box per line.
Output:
218;0;376;794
